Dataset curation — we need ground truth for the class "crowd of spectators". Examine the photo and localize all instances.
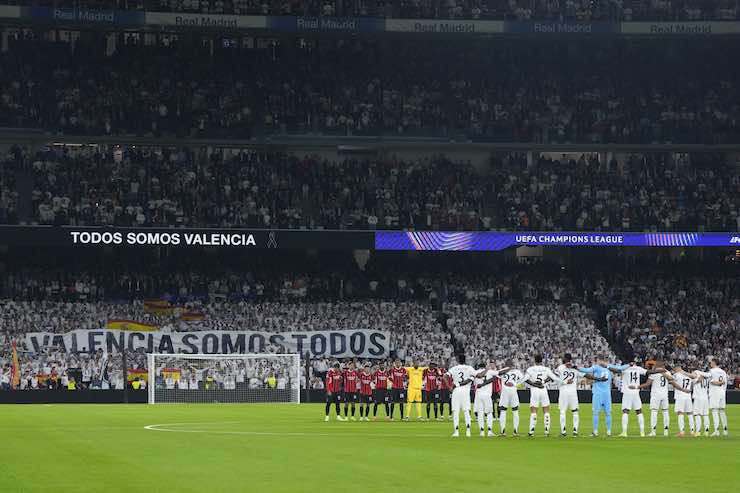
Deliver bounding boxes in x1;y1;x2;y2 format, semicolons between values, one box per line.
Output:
0;155;18;225
1;36;740;143
7;145;737;231
449;302;615;370
1;254;737;390
601;275;739;375
12;0;740;20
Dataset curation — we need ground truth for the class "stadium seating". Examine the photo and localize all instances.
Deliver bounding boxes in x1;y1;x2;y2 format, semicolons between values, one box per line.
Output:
1;257;737;390
1;37;740;143
12;0;740;20
2;147;736;230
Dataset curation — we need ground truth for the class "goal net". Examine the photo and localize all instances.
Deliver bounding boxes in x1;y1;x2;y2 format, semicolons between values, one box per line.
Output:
147;353;301;404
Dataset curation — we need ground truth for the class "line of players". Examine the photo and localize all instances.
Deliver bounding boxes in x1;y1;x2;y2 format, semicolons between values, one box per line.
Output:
325;354;730;439
447;354;730;438
324;359;459;422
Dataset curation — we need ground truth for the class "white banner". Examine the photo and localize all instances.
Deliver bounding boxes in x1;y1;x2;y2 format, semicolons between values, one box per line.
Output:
144;12;266;29
25;329;390;359
385;18;503;34
621;21;740;35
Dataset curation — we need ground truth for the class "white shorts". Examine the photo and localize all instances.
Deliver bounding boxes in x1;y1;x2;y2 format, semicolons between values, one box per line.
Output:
529;389;550;408
499;389;520;408
693;398;709;415
650;394;669;410
709;394;726;409
474;393;493;414
558;391;579;410
621;392;643;411
451;387;471;413
674;397;693;414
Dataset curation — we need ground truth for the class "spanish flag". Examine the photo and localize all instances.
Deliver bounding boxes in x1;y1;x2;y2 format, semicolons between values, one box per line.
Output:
143;299;175;316
106;319;159;332
127;369;149;382
180;311;205;322
11;342;20;390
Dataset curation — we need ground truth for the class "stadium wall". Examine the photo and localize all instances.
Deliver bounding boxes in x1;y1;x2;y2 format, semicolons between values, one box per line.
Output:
1;7;740;36
3;390;739;405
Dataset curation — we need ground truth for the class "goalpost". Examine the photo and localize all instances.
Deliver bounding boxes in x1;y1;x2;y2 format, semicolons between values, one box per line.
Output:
147;353;301;404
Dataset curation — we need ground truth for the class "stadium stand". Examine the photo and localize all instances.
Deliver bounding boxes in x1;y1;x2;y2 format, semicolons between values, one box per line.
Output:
1;146;736;230
9;0;740;20
1;37;740;143
1;252;737;390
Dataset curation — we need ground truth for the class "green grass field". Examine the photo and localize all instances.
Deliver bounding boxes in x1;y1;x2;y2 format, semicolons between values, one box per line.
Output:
1;403;738;493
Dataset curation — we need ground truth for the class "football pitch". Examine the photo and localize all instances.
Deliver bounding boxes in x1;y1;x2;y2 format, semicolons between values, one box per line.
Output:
1;404;738;493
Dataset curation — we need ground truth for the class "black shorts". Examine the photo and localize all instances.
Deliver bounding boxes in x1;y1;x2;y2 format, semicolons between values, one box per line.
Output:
360;393;373;404
373;389;388;403
326;392;341;403
392;389;406;402
430;390;442;403
440;389;450;403
344;392;359;403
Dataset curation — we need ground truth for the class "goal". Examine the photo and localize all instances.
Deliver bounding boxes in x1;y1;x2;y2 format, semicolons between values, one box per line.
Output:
147;353;301;404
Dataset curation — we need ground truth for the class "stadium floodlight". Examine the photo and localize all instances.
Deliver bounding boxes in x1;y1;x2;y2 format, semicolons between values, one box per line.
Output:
147;353;301;404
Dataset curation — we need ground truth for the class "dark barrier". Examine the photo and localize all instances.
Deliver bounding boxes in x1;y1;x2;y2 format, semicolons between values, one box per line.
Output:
0;390;147;404
2;389;739;404
151;388;298;403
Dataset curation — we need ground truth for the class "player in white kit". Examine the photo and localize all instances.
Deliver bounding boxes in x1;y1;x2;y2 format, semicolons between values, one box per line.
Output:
682;367;711;437
446;359;485;437
555;354;582;437
642;360;672;437
498;364;526;437
524;354;560;437
708;359;729;436
473;361;509;437
609;358;665;437
668;363;695;437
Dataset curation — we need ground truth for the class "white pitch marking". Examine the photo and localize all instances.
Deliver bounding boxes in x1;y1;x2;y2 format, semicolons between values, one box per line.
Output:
144;422;443;438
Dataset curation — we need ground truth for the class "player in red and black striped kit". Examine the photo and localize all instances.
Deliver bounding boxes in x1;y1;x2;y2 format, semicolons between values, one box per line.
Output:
342;361;360;420
389;359;408;420
440;367;454;419
325;363;346;421
372;362;390;420
358;364;373;421
423;363;441;420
